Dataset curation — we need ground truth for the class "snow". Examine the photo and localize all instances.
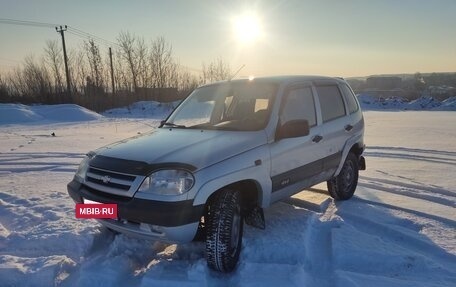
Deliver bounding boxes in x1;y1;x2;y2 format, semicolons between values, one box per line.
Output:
357;94;456;111
0;103;455;286
102;101;179;119
437;97;456;111
0;101;176;127
0;104;102;124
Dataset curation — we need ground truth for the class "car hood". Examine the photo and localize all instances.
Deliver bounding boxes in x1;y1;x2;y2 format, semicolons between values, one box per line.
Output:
92;128;267;172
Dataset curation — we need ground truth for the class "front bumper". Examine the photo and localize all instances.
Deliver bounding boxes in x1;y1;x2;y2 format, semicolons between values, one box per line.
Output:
67;179;203;242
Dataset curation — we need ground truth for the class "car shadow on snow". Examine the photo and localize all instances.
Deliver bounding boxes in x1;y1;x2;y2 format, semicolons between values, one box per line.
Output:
64;188;456;287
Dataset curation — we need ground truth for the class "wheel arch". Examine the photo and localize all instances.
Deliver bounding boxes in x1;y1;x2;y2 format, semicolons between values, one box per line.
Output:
195;178;266;210
334;134;364;176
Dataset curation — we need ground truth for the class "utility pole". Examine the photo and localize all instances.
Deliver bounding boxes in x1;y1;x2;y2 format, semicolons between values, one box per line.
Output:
109;47;115;95
55;25;71;95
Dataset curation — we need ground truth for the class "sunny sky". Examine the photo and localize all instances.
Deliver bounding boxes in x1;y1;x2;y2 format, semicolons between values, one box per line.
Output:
0;0;455;78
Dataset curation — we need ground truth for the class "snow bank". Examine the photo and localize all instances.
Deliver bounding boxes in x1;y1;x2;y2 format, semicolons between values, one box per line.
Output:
0;104;44;124
357;94;456;111
0;104;102;125
435;96;456;111
103;100;180;119
357;94;408;110
407;96;442;110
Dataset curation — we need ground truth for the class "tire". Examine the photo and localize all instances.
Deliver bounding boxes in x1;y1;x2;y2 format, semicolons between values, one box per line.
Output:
205;189;243;272
327;152;359;200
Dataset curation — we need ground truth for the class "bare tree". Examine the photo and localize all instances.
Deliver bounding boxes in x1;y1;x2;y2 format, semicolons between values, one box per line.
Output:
22;55;51;99
136;38;150;88
69;48;88;93
84;39;104;89
177;69;199;93
44;40;64;93
0;74;8;101
150;36;175;88
111;47;128;92
117;31;138;91
0;30;236;106
201;57;231;84
5;68;25;97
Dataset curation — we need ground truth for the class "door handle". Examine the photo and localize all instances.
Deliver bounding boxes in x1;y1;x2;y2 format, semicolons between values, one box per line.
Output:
312;135;323;143
344;124;353;132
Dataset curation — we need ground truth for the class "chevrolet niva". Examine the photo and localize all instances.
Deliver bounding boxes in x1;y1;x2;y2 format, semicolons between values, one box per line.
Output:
68;75;366;272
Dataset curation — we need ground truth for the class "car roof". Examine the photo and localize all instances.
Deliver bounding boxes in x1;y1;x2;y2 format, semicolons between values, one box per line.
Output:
200;75;346;88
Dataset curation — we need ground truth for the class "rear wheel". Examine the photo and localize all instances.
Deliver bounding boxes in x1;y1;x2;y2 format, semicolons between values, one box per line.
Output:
205;189;243;272
327;152;359;200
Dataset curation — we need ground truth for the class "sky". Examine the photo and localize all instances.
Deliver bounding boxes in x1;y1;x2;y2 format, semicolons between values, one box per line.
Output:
0;0;455;78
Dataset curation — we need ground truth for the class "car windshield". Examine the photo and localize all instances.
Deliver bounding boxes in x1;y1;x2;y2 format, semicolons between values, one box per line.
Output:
164;82;277;131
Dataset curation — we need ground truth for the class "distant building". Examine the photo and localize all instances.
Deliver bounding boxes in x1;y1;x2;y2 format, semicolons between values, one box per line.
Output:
366;76;402;90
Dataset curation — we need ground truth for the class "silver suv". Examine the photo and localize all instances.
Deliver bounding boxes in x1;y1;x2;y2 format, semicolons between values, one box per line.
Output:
68;75;366;272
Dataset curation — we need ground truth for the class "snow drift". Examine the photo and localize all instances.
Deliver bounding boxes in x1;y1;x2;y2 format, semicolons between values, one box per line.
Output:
0;104;102;125
102;101;179;119
357;94;456;111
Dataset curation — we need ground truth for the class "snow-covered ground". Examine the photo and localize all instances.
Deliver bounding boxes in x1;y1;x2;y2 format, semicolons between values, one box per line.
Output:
0;104;102;124
358;94;456;111
0;104;455;286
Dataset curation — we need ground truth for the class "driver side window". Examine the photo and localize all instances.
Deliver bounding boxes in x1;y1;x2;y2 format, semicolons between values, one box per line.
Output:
281;87;316;127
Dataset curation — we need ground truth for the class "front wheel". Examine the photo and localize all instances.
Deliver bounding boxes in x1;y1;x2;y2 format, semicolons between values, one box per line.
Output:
327;152;359;200
205;189;243;272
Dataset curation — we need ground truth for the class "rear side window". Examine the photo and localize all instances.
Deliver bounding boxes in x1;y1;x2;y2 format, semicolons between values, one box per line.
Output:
340;84;359;114
316;85;346;122
281;87;316;127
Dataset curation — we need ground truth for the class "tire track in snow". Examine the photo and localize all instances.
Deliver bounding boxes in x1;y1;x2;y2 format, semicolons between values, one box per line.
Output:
62;231;194;287
365;146;456;171
332;199;456;284
336;199;456;266
0;152;84;174
358;180;456;207
300;202;339;287
367;146;456;157
361;174;455;197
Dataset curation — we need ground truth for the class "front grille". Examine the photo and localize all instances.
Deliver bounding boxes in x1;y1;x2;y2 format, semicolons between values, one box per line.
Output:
87;167;136;181
81;184;131;202
84;167;142;197
86;177;130;190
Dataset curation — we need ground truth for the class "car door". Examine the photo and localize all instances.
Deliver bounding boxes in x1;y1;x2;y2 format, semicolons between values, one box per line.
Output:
314;83;352;175
269;85;326;202
339;82;363;132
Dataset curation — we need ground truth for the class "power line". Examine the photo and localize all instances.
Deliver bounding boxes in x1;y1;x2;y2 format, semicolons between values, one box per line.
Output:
0;18;118;48
0;18;59;28
67;26;119;48
66;30;115;48
0;18;204;75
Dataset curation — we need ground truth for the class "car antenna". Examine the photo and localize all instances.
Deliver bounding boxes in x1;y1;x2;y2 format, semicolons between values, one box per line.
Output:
229;64;245;81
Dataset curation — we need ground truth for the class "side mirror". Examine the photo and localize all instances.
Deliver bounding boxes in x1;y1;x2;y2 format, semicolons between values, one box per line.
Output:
159;120;165;128
276;119;310;140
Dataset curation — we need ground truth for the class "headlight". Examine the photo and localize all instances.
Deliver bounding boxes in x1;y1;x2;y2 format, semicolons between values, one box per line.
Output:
74;155;91;182
74;151;95;182
138;169;194;195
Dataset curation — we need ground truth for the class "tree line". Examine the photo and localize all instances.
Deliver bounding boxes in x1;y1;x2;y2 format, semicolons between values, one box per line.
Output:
0;32;232;111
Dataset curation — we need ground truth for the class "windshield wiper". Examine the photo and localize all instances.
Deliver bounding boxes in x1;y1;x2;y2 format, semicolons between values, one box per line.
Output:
162;122;187;128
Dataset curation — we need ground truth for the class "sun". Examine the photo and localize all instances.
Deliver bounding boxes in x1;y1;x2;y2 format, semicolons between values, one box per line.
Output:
232;13;262;45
